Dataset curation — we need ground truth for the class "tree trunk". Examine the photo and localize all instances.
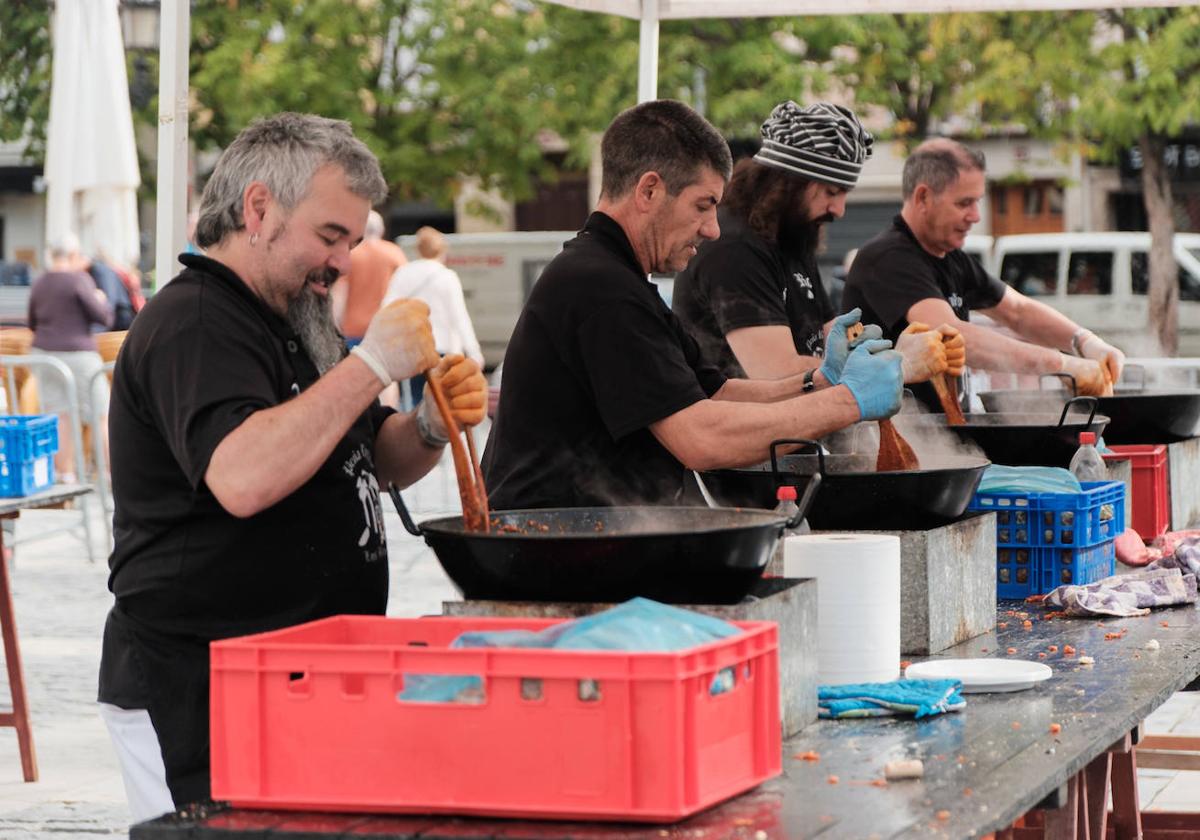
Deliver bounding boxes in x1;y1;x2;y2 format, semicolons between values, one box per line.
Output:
1139;133;1179;357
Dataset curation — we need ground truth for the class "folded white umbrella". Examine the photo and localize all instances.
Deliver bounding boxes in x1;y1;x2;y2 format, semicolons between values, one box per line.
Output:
44;0;141;266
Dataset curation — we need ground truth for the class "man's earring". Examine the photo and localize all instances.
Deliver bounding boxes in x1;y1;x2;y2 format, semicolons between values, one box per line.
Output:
249;232;259;246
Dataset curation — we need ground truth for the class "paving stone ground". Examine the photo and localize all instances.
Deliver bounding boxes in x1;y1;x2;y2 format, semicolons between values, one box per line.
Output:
0;437;1197;838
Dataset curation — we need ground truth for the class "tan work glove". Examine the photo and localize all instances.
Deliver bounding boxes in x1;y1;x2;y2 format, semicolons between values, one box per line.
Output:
352;299;440;386
419;353;488;434
1077;331;1124;388
896;322;949;384
937;324;966;378
1059;354;1109;397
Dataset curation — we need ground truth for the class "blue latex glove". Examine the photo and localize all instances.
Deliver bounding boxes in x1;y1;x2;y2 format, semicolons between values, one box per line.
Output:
840;339;903;420
820;308;883;385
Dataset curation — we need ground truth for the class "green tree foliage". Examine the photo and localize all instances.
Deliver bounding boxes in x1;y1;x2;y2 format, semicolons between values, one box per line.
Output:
0;1;52;161
820;13;1002;146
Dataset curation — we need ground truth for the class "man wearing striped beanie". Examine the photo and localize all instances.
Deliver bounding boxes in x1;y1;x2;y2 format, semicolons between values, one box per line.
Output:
673;101;953;394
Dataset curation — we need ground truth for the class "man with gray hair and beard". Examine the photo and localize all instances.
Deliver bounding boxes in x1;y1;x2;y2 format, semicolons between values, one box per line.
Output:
97;112;486;819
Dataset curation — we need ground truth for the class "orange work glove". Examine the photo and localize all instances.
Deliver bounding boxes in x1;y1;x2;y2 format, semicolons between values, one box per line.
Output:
422;353;488;431
1059;354;1109;397
896;321;948;384
937;324;967;378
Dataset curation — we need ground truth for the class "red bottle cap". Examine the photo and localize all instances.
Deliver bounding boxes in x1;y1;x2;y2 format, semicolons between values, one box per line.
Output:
776;485;798;501
1079;432;1096;445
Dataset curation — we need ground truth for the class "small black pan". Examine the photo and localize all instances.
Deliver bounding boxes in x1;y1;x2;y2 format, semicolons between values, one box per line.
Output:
700;439;990;531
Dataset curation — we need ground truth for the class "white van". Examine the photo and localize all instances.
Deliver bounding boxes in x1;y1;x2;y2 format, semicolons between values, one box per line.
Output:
989;232;1200;356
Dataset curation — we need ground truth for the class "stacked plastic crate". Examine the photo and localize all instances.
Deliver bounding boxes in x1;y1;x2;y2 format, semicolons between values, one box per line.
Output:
970;481;1125;598
0;415;58;497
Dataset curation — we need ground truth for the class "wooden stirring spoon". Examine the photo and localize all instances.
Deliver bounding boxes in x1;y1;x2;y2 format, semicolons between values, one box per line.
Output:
931;374;966;426
425;369;489;532
842;322;920;472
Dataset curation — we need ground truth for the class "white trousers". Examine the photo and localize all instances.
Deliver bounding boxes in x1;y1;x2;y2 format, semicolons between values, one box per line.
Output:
98;702;175;823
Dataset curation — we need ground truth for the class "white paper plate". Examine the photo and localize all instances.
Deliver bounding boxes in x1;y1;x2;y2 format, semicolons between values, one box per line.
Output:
904;658;1053;693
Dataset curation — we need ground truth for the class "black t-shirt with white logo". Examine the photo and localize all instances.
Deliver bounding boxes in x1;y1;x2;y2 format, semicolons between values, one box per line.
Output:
99;253;393;804
842;215;1007;341
672;210;833;377
481;212;726;509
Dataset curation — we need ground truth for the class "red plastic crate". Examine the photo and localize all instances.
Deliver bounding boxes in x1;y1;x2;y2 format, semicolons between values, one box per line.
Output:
210;615;781;823
1102;444;1169;540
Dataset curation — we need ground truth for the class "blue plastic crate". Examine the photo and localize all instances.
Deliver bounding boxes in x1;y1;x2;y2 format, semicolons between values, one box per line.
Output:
0;454;54;497
0;415;59;462
1036;540;1116;593
972;480;1124;598
0;415;59;497
968;490;1038;550
995;546;1038;599
1034;481;1125;548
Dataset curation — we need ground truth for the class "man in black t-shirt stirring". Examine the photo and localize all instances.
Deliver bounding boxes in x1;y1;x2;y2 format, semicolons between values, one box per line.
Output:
482;100;903;511
842;138;1124;405
97;113;487;819
673;101;957;392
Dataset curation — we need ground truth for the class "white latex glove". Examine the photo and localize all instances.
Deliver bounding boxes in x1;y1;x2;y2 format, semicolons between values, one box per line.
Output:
1078;332;1124;386
352;299;439;386
1059;353;1109;397
896;322;949;384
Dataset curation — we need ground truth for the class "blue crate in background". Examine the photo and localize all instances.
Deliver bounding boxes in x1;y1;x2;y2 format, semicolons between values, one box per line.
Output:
971;480;1124;598
1035;481;1125;548
995;546;1038;599
0;415;58;497
1036;540;1116;593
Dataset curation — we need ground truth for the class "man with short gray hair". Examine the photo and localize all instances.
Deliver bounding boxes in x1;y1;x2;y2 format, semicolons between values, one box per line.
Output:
98;112;486;817
843;137;1124;406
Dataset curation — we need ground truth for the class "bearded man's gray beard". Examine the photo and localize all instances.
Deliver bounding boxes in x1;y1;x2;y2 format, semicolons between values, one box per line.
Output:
287;284;344;375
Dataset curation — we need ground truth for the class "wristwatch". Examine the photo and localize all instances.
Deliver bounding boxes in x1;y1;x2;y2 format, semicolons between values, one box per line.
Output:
802;368;816;393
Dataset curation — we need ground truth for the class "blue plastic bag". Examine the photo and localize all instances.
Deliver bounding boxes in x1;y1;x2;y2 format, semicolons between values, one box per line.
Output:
399;598;743;703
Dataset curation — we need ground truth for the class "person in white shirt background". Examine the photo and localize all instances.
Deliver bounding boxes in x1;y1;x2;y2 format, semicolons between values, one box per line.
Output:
382;226;484;406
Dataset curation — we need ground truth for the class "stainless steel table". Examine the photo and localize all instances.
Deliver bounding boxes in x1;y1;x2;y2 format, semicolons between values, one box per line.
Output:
131;598;1200;839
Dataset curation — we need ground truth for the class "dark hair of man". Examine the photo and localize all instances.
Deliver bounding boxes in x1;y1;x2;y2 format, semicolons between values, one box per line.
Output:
600;99;733;201
901;140;986;200
720;157;813;244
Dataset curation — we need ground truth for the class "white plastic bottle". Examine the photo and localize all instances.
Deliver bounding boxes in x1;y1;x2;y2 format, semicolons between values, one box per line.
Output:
1068;431;1107;483
767;486;810;577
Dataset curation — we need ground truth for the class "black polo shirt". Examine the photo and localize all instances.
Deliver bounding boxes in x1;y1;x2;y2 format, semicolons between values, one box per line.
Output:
672;209;833;377
481;212;726;509
99;253;393;805
842;215;1007;341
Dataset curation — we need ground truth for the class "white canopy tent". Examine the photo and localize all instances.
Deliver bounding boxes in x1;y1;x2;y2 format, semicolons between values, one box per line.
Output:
45;0;141;267
154;0;1191;285
542;0;1197;103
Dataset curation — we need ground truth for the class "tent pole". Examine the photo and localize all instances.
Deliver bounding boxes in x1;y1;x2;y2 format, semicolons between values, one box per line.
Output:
637;0;659;103
155;0;190;290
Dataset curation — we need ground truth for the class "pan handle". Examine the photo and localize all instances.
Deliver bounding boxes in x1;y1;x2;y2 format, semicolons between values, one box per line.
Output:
1040;372;1077;396
1123;363;1146;391
787;472;822;530
1057;396;1098;429
388;485;423;537
769;438;825;487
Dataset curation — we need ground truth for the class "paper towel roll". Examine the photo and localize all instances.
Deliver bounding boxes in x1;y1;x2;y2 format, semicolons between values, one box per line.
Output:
784;533;901;686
